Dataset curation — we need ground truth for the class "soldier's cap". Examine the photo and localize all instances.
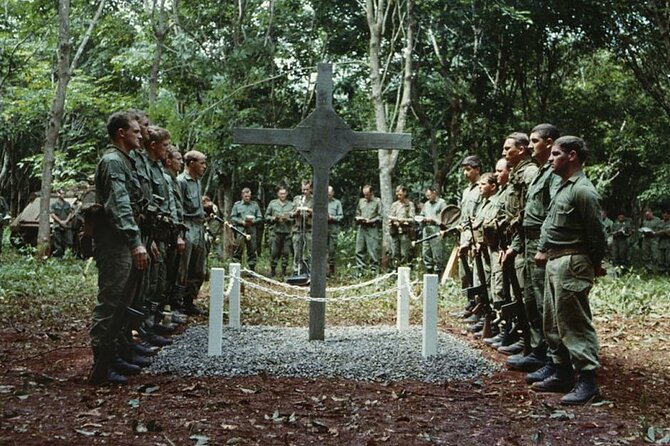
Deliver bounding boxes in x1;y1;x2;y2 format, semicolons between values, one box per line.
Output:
461;155;482;169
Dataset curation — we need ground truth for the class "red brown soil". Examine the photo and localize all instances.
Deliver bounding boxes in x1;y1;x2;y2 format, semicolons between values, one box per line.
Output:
1;313;667;445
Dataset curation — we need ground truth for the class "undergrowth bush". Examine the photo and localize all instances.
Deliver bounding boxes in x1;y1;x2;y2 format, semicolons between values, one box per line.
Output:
0;249;98;326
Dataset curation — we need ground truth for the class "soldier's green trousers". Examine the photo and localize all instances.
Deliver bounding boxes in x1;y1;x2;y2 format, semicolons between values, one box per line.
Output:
544;254;599;371
90;240;134;356
611;237;629;266
327;228;339;267
641;236;659;271
293;229;311;275
233;226;257;269
422;226;443;274
391;233;411;266
658;239;670;272
178;221;206;306
270;231;291;270
355;226;379;272
489;248;504;304
524;237;545;350
52;227;72;257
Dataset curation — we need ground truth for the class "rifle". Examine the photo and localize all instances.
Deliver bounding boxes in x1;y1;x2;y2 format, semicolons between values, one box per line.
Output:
498;227;531;355
463;217;493;339
211;214;252;241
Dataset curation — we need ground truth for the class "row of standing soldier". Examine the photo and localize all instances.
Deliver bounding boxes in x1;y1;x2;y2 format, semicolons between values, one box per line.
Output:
454;125;607;406
88;110;208;385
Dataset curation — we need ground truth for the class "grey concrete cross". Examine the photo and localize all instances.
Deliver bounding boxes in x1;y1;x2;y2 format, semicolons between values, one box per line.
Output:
233;63;412;340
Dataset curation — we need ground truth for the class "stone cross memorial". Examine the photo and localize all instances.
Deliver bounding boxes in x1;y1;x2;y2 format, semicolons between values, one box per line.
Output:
233;63;412;340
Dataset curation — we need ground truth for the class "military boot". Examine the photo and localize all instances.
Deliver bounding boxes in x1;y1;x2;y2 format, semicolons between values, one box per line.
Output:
89;347;127;385
111;357;142;376
498;339;524;355
507;345;546;372
526;360;556;384
560;370;600;405
531;365;574;393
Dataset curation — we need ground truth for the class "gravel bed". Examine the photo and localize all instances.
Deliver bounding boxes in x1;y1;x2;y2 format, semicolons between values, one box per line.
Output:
148;325;502;383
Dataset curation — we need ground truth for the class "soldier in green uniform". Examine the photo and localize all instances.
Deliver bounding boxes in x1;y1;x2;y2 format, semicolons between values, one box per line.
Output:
145;126;184;331
482;158;512;348
658;210;670;273
610;212;632;268
498;132;539;356
327;186;344;276
531;136;606;405
50;188;74;257
265;186;295;277
0;196;8;253
388;185;415;267
420;186;447;274
177;150;208;315
601;210;614;260
89;111;149;385
292;179;313;275
231;188;263;271
640;208;662;272
355;184;382;275
162;146;187;320
508;124;560;373
457;156;482;319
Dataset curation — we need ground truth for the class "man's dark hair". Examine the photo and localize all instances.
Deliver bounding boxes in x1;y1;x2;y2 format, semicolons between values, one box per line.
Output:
106;111;135;139
480;172;497;186
506;132;530;149
461;155;482;169
555;136;588;164
531;123;560;141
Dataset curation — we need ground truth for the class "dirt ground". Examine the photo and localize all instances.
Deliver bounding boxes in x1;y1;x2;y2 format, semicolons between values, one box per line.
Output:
0;311;668;445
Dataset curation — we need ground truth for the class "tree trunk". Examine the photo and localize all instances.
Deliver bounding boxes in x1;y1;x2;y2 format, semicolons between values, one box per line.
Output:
149;0;169;105
38;0;72;257
367;0;414;266
37;0;106;258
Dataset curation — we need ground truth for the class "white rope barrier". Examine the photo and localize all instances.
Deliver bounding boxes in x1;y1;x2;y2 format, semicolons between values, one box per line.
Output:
238;277;398;303
240;267;397;293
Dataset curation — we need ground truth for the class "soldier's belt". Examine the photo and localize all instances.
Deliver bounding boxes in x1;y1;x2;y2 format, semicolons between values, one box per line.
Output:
547;244;587;260
524;227;541;240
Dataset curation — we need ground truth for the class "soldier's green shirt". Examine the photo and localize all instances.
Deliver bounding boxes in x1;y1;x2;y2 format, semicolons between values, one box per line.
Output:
177;171;205;220
389;199;415;223
231;200;263;229
94;145;143;249
466;195;503;245
265;199;294;233
523;162;560;229
293;195;314;229
147;159;172;215
129;149;154;203
611;219;632;238
540;170;606;264
420;197;446;223
459;181;481;244
641;216;662;234
506;156;539;252
164;173;181;222
356;196;382;222
327;198;344;233
50;199;72;222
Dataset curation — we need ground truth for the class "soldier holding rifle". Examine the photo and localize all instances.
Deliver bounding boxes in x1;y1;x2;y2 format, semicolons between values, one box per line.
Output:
265;186;295;277
531;136;606;405
89;111;149;385
507;124;561;373
388;185;415;267
498;133;538;356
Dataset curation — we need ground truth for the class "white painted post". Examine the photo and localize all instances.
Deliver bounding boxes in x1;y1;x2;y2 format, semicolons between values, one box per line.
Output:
396;267;410;331
208;267;225;356
422;274;438;358
229;263;241;328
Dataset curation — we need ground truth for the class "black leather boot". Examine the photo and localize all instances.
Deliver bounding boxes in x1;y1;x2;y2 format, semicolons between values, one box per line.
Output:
560;370;600;405
531;364;574;393
526;360;556;384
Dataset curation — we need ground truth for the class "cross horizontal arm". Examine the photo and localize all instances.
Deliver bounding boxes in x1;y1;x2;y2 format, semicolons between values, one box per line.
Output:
351;132;412;150
232;128;295;147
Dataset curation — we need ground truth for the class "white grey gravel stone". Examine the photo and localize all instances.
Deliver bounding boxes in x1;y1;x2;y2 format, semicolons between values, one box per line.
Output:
148;325;502;383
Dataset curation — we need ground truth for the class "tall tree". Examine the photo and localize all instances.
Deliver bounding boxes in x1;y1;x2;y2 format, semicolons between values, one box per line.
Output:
366;0;414;259
37;0;106;256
